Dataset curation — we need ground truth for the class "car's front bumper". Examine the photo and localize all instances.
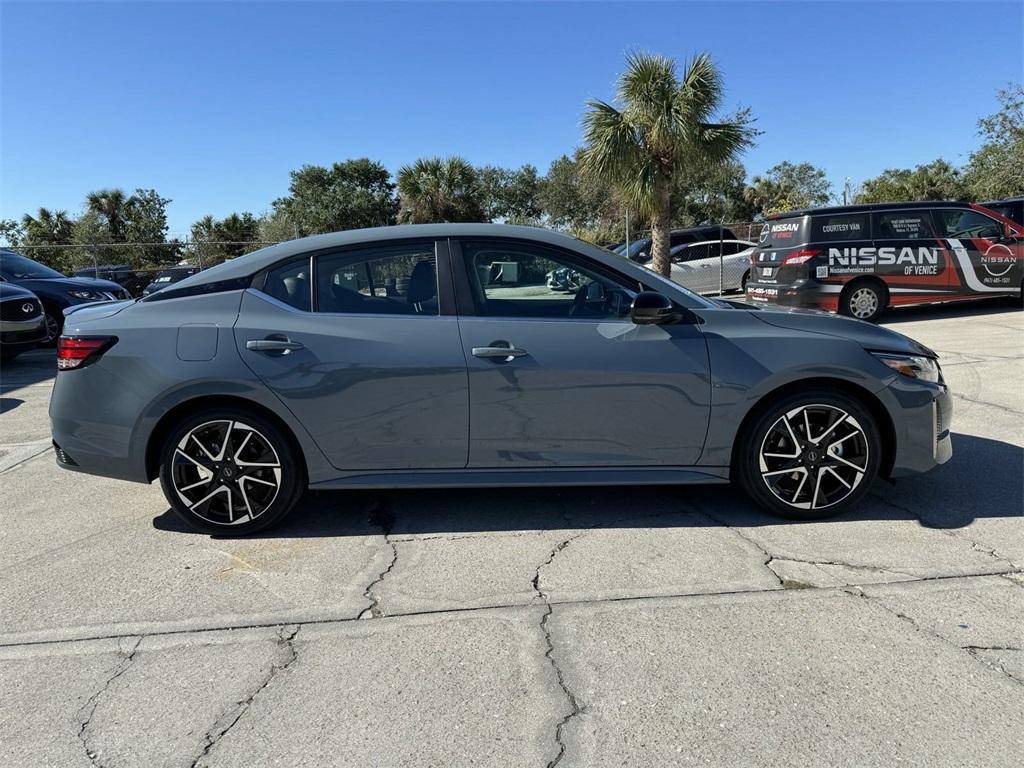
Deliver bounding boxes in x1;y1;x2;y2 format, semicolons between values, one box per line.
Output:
876;375;953;477
0;315;47;348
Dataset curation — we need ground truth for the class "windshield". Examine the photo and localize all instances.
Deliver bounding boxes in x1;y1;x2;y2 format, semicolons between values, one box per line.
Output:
0;251;65;279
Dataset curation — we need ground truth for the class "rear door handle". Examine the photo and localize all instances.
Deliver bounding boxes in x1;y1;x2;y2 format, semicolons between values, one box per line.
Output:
472;343;528;361
246;337;304;353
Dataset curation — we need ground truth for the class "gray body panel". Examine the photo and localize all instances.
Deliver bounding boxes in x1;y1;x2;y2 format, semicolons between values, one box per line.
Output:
49;224;951;491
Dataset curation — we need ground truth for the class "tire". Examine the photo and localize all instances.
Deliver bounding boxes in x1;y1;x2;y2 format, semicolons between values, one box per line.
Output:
740;270;750;292
839;281;886;323
40;308;63;347
734;390;881;520
158;407;305;534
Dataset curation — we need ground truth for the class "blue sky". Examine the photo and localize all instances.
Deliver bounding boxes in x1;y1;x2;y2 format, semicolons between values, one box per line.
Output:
2;0;1022;234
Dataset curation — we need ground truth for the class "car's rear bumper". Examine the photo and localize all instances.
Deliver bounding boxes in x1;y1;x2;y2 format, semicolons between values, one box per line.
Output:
746;280;839;311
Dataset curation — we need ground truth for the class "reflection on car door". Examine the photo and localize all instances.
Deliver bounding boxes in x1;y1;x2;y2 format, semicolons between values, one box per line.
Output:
235;241;469;470
452;238;711;468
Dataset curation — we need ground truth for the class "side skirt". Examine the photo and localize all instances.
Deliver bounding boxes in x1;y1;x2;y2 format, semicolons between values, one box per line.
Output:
309;466;731;490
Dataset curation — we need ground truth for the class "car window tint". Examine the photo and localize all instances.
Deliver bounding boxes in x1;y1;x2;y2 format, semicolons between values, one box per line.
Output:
874;211;933;240
932;209;1003;240
811;213;868;242
317;243;438;316
461;240;636;320
262;259;311;311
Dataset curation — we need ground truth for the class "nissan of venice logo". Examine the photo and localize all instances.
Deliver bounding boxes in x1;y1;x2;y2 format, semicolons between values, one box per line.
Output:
22;303;35;314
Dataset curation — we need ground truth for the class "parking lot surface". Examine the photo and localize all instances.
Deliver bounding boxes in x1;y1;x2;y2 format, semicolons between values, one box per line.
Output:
1;302;1022;767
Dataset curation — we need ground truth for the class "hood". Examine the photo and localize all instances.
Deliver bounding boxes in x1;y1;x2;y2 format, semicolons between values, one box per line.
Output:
746;304;937;358
0;282;39;300
16;276;125;293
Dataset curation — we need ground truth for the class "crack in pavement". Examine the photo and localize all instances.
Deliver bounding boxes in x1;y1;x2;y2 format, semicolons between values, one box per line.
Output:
843;587;1024;688
358;503;397;620
189;625;301;768
532;527;587;768
76;635;143;768
949;392;1024;417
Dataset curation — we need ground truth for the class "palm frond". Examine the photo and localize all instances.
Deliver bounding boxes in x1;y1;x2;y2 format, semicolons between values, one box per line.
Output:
673;53;724;133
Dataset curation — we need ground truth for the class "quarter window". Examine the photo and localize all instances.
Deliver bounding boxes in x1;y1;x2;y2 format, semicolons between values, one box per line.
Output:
811;214;868;242
932;209;1003;240
874;212;933;240
316;243;438;315
262;259;312;311
460;241;637;320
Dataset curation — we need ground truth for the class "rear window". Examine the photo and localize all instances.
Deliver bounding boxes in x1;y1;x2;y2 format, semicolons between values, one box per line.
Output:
811;213;868;242
757;217;808;249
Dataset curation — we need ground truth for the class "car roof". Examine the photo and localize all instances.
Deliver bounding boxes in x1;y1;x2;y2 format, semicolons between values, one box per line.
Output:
982;197;1023;205
157;224;661;296
769;200;972;220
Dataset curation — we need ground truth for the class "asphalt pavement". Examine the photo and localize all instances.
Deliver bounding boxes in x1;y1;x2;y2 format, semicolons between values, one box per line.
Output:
1;300;1021;767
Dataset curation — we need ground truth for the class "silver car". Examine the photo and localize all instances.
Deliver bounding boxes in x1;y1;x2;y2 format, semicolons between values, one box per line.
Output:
50;224;952;534
668;239;756;294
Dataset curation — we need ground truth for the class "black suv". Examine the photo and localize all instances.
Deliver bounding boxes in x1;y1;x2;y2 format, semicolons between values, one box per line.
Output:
745;201;1023;322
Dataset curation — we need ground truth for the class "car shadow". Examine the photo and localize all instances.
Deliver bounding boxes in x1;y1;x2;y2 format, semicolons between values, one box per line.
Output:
0;349;57;391
880;297;1019;325
152;432;1022;539
0;397;24;414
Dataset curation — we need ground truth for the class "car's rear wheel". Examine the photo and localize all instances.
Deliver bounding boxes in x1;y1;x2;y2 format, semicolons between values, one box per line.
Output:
158;408;304;534
840;281;886;323
735;390;881;520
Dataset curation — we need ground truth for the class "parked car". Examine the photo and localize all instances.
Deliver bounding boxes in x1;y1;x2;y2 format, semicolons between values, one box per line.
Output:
745;201;1024;322
981;197;1023;227
623;226;739;264
669;239;756;294
0;250;131;344
74;264;151;297
142;266;202;296
50;224;952;535
0;282;47;361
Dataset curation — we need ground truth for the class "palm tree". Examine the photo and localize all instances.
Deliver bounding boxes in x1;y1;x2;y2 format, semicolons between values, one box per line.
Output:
85;188;127;241
396;156;485;224
581;52;752;276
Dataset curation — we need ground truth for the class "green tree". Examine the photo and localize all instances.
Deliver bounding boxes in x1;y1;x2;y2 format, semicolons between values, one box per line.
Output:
0;219;25;247
581;52;753;275
856;159;968;204
674;157;755;226
20;208;75;271
258;209;298;244
744;161;831;217
538;152;622;233
478;164;544;223
69;210;112;271
124;188;173;265
273;158;397;236
85;189;128;242
396;156;486;223
964;83;1024;200
190;212;260;264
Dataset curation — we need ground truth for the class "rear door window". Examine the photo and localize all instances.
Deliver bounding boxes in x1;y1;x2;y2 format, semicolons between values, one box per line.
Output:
811;213;869;242
874;211;934;240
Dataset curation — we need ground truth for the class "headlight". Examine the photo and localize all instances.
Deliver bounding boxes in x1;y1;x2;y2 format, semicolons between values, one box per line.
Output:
68;290;105;300
872;353;941;384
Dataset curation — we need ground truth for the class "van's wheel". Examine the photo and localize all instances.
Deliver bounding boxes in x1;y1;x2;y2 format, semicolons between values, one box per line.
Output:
735;390;881;520
158;407;304;534
839;280;887;322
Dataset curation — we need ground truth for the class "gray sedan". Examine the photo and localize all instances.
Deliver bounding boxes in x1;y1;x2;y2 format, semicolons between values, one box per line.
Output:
49;224;952;534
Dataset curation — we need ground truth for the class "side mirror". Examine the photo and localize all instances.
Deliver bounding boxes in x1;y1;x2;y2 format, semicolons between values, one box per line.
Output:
630;291;681;325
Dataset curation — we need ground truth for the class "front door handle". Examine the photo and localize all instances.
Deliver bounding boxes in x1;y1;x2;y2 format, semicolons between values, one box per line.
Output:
472;342;528;362
246;337;304;354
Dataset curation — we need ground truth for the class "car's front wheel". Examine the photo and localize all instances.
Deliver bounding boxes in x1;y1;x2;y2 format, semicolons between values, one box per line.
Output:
839;281;886;323
735;391;881;519
158;408;304;534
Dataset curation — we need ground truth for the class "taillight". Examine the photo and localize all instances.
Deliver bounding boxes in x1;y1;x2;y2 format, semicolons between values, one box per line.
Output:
782;248;821;265
56;336;118;370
